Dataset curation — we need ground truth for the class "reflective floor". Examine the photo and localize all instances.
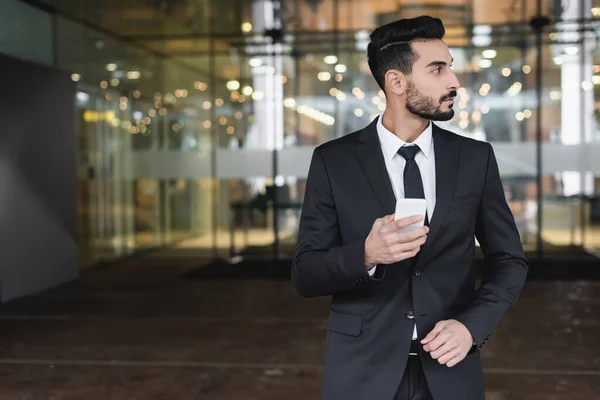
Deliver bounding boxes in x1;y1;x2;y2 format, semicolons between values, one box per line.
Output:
1;251;599;399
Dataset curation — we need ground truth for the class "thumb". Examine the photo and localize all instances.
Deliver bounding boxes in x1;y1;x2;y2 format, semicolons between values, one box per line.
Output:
421;320;448;344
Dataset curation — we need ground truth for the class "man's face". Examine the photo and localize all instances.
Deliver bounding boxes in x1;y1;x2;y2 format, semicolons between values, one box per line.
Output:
404;40;459;121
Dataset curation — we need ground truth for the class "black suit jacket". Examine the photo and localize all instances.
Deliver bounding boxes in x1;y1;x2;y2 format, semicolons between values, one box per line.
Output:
291;118;528;400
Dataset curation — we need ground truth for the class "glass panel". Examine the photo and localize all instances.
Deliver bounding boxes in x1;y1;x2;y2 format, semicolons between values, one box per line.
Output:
0;0;53;65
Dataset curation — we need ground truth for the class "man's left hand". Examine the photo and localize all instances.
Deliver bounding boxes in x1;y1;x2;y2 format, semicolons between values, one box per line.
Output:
421;320;473;367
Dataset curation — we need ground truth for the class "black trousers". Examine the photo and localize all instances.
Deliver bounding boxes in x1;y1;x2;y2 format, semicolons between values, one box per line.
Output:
394;355;433;400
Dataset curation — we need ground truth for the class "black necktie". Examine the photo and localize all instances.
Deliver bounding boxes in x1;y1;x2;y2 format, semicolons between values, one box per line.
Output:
397;145;429;226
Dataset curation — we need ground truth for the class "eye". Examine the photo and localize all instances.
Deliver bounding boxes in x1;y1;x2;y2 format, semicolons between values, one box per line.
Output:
432;67;441;74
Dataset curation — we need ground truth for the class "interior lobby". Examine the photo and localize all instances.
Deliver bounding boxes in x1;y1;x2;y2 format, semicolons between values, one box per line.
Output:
0;0;599;398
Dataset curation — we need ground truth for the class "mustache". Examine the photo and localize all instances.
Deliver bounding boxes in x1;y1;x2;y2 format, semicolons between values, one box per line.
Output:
440;90;457;101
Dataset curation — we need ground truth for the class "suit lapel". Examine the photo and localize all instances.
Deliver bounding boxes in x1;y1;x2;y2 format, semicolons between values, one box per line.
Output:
356;118;396;215
415;124;460;268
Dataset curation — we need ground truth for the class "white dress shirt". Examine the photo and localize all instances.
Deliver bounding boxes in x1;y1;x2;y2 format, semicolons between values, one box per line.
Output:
368;114;437;340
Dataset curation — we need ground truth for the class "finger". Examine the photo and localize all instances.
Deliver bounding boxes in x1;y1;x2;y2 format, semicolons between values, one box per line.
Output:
389;241;423;259
374;214;395;230
392;214;424;229
421;320;449;344
430;341;458;360
436;348;460;365
383;225;428;243
424;331;451;352
445;355;466;368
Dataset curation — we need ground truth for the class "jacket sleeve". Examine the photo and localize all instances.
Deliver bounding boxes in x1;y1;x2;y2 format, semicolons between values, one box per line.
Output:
291;147;384;298
454;143;529;349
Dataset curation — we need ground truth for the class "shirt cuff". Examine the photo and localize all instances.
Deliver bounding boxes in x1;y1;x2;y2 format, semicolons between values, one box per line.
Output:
367;265;377;276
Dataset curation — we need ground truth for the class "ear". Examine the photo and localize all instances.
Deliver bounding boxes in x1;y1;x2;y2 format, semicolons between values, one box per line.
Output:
384;69;406;96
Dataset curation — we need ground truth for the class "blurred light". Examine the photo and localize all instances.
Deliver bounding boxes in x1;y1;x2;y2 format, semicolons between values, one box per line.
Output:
283;98;296;108
523;109;532;118
139;125;147;134
515;112;524;121
127;71;141;79
159;108;167;116
481;105;490;114
318;72;331;81
377;103;386;111
479;88;488;96
241;22;252;32
110;78;120;87
549;32;558;40
231;91;240;101
502;68;511;77
324;55;338;64
106;63;117;72
459;119;469;129
133;111;143;120
119;103;127;110
143;117;151;125
252;91;264;100
227;80;240;90
522;65;531;74
215;98;224;107
473;25;492;35
111;118;120;127
130;126;139;134
478;59;492;68
181;89;188;97
203;120;212;129
242;86;253;96
335;64;347;73
249;58;263;67
105;94;111;100
194;81;208;91
281;76;287;84
553;56;564;65
354;108;364;117
458;100;467;108
336;91;346;101
175;89;182;97
120;96;128;103
133;90;141;99
234;111;244;120
482;83;491;91
379;90;385;98
100;81;108;89
472;111;482;123
592;7;600;16
370;114;378;121
148;109;157;117
549;90;561;100
472;35;492;47
122;121;132;130
593;75;600;85
458;87;467;95
372;96;381;105
329;88;338;96
356;92;365;100
507;82;522;96
564;46;579;55
352;87;361;95
460;111;469;119
76;92;89;102
239;95;246;103
172;124;181;132
71;73;81;82
594;65;600;73
227;126;235;135
203;101;212;109
296;105;335;125
219;117;228;125
335;74;343;82
582;80;594;90
275;176;285;186
482;49;497;59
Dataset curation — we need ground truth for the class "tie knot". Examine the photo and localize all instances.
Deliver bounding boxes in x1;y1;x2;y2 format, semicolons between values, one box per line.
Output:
397;145;421;161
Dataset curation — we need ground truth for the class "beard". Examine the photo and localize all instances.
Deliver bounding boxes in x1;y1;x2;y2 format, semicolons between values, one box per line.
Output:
405;81;456;121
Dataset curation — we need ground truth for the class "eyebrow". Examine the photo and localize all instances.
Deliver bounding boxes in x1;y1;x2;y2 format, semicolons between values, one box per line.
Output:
425;58;454;68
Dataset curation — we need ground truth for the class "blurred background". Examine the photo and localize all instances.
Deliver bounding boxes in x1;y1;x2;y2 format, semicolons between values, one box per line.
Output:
0;0;599;399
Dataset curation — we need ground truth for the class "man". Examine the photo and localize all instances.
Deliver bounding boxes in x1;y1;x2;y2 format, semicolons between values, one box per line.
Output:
291;16;528;400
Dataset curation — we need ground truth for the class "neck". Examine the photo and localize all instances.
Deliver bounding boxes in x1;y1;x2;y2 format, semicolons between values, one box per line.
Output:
381;104;429;143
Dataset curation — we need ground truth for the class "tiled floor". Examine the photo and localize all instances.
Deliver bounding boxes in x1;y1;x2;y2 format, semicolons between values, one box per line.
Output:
0;252;599;399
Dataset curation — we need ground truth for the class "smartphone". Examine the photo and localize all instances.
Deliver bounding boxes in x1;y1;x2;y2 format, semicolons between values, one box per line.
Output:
394;198;427;233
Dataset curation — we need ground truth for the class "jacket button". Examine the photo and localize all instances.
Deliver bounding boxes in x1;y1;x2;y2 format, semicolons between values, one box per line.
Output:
406;311;414;319
414;269;421;276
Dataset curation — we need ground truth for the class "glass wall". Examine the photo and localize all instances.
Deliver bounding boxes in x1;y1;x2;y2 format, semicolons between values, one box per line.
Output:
2;0;600;266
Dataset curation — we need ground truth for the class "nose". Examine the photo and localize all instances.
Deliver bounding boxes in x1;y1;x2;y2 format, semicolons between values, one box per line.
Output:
448;71;460;91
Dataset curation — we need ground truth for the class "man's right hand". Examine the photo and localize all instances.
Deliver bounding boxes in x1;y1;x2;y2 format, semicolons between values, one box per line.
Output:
364;214;429;268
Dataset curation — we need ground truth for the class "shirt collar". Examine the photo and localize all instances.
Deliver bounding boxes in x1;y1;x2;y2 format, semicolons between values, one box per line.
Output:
376;114;433;161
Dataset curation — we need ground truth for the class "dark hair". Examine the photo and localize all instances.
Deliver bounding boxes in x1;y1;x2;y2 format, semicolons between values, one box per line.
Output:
367;16;445;91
